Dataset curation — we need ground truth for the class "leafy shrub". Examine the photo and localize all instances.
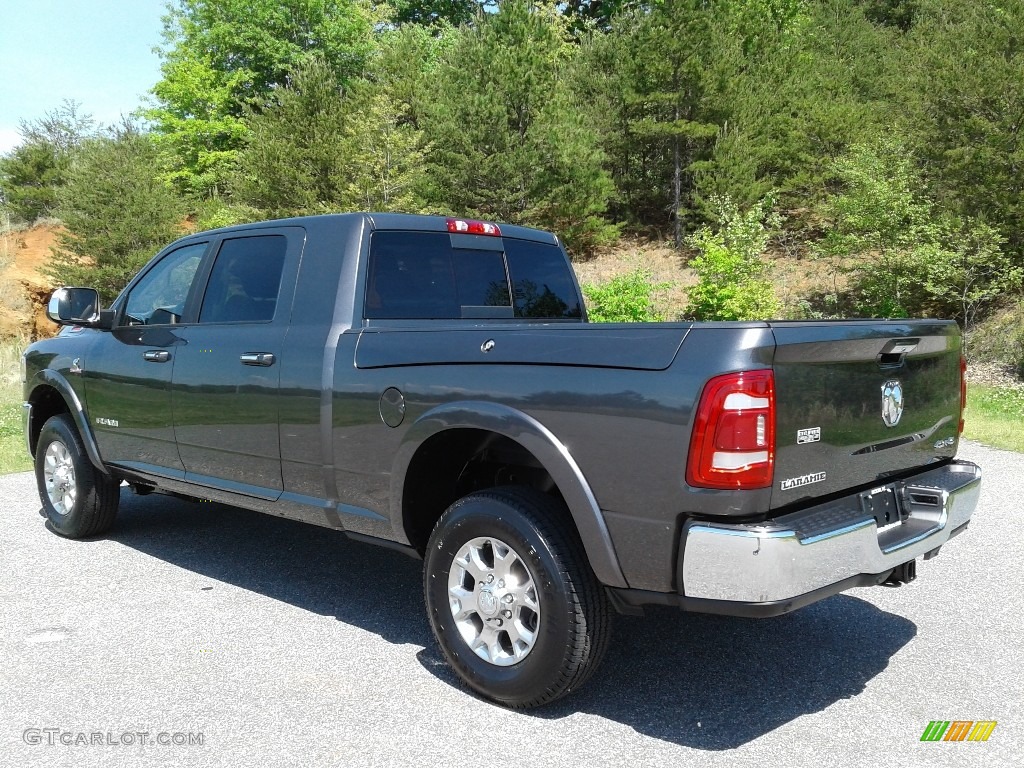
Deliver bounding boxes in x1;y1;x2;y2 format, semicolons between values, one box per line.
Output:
582;268;670;322
684;195;781;321
821;139;1020;321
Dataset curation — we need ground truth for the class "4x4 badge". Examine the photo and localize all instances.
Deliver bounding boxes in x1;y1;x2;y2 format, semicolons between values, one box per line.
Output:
881;379;904;427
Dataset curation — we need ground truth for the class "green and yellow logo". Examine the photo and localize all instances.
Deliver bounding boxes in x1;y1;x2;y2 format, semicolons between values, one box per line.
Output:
920;721;997;742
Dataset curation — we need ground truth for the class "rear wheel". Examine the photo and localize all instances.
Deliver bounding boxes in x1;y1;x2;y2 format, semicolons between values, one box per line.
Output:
35;414;119;538
424;487;611;708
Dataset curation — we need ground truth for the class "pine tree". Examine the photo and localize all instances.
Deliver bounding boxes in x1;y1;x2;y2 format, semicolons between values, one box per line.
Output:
49;123;185;303
232;57;427;216
0;101;95;223
577;2;722;247
421;0;616;252
900;0;1024;259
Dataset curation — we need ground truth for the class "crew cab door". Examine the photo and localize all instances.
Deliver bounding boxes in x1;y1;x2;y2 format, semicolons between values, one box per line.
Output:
169;228;304;499
83;241;209;476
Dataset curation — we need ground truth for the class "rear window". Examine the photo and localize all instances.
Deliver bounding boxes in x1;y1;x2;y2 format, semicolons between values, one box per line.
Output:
365;231;581;320
504;239;582;319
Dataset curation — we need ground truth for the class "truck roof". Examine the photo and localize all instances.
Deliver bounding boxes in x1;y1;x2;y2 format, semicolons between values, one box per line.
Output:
193;212;560;246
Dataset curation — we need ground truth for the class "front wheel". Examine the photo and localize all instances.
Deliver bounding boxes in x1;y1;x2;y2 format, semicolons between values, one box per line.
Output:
34;414;120;538
424;487;611;708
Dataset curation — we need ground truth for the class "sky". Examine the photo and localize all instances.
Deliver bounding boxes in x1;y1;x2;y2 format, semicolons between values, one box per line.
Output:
0;0;167;154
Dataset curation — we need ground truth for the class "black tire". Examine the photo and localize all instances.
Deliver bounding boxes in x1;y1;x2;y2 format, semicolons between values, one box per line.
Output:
34;414;119;538
424;486;611;708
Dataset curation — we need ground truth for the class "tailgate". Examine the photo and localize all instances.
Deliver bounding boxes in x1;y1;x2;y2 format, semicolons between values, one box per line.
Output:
770;321;962;509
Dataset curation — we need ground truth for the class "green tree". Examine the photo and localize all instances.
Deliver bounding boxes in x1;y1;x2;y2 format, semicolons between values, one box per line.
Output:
422;0;617;252
231;57;352;216
232;57;426;216
48;123;186;303
561;1;633;32
576;0;901;236
372;24;457;131
343;87;428;211
0;100;95;223
694;0;899;219
919;223;1020;329
146;0;378;196
576;2;758;244
614;3;722;246
900;0;1024;259
390;1;476;26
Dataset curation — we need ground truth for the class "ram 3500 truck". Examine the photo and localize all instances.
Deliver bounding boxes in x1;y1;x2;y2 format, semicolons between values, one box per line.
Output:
23;213;982;708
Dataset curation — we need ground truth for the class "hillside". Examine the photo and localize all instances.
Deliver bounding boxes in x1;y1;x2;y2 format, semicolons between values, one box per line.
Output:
0;224;58;341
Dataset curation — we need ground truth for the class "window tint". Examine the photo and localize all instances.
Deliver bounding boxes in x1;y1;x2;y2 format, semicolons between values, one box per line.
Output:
452;250;511;310
365;231;579;320
199;235;287;323
366;232;513;319
504;239;582;319
123;242;206;325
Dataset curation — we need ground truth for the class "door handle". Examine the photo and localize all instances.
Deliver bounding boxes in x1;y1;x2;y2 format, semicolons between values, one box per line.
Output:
143;350;171;363
240;353;276;367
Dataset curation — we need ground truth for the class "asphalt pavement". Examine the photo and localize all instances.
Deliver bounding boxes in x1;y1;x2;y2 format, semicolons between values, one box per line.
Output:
1;440;1019;768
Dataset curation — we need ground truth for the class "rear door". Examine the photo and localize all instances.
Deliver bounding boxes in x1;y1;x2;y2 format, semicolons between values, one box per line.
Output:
770;320;963;508
170;228;304;499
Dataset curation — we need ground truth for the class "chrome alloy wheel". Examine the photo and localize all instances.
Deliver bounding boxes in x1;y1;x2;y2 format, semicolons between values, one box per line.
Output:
447;536;541;666
43;440;77;516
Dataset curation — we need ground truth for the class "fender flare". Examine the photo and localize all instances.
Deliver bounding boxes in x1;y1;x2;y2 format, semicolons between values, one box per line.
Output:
390;401;627;589
29;369;110;475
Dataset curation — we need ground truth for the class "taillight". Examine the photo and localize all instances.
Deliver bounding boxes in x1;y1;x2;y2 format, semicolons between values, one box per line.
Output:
446;217;501;236
959;355;967;434
686;370;775;490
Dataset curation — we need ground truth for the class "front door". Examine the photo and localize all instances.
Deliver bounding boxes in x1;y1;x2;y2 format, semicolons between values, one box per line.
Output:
84;241;208;476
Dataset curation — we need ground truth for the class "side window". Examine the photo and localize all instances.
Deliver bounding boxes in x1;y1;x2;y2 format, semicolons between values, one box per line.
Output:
123;242;206;326
504;239;583;319
199;235;287;323
365;232;512;319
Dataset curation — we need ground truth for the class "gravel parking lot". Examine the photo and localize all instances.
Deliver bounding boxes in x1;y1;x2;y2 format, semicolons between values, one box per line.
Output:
1;441;1018;768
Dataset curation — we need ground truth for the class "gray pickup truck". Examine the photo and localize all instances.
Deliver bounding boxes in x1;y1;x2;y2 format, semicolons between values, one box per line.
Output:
22;213;981;708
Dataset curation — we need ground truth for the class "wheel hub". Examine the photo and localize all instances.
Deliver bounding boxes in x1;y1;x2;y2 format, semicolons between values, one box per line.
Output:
42;440;77;516
447;536;541;667
477;587;499;617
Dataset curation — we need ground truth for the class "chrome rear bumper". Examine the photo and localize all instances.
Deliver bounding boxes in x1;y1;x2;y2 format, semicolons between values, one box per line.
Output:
680;460;982;604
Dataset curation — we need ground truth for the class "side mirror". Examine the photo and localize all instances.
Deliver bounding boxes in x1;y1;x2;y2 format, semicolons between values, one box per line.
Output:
47;287;105;327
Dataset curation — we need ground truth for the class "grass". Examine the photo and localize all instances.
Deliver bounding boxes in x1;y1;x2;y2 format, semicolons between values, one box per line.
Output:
964;384;1024;454
0;339;31;475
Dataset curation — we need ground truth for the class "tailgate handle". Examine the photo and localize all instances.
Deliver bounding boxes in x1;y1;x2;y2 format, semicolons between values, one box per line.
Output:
240;352;276;367
877;338;919;369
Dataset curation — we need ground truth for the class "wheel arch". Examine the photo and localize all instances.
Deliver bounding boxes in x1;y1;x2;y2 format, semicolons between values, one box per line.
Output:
391;401;627;588
26;371;109;475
